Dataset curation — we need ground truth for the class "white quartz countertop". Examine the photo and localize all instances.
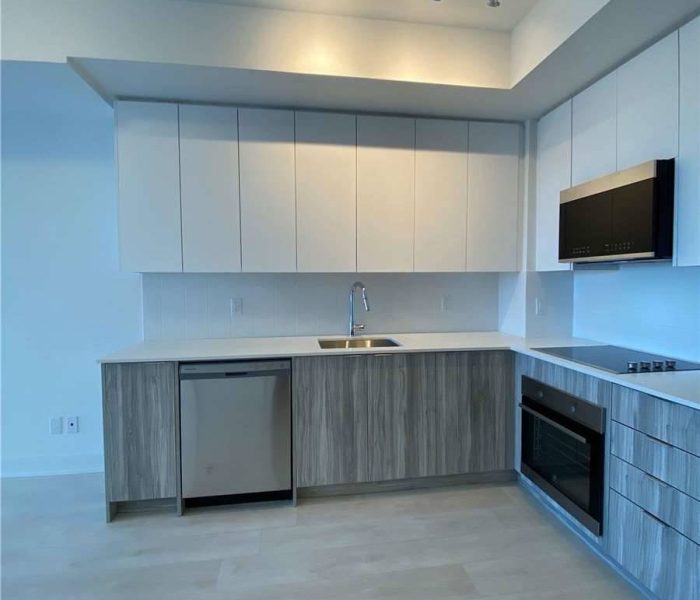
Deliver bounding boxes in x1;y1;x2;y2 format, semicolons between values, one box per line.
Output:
101;332;700;410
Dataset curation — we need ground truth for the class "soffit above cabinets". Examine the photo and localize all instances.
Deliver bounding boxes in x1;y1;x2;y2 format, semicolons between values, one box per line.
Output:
63;0;700;120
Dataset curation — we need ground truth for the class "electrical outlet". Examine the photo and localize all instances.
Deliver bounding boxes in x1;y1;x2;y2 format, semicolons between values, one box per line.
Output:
440;295;449;312
230;297;243;316
535;297;545;316
50;417;63;435
65;416;79;434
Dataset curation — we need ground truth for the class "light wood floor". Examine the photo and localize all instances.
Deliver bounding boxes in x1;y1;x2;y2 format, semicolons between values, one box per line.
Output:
1;474;642;600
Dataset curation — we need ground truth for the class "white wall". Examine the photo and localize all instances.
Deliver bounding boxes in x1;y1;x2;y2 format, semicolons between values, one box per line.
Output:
573;264;700;361
142;273;500;340
1;62;143;476
511;0;609;84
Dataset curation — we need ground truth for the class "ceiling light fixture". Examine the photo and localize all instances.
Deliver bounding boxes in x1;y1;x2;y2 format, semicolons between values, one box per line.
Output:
487;0;501;7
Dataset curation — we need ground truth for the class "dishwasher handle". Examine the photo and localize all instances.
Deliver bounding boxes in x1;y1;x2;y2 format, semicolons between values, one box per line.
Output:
179;360;290;379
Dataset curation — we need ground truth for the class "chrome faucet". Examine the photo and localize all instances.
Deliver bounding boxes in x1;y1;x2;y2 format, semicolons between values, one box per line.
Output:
348;281;370;336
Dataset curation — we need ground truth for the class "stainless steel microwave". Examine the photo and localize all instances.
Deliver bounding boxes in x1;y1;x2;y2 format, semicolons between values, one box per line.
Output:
559;159;675;264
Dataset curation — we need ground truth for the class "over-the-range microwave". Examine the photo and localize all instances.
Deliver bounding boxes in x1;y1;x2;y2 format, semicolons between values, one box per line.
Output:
559;159;674;264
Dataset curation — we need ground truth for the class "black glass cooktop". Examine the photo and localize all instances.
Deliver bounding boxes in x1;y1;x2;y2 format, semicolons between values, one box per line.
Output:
533;345;700;374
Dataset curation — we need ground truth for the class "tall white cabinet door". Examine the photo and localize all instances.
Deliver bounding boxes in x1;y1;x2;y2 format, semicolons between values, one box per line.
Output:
115;101;182;272
572;71;617;185
466;121;521;272
414;119;469;272
295;112;356;272
179;105;241;272
536;101;572;272
238;108;296;272
617;31;679;170
678;16;700;267
357;116;415;272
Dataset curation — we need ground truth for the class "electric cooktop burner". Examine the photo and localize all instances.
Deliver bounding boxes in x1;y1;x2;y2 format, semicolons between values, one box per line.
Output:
533;345;700;374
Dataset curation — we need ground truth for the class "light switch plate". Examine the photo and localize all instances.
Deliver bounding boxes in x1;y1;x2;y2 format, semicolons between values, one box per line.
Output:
65;416;79;434
50;417;63;435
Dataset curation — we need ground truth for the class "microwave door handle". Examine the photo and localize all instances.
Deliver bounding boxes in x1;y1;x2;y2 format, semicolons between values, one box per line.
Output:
519;404;588;445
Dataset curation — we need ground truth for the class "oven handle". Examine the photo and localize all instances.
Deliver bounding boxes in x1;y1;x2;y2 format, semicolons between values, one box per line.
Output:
519;403;588;445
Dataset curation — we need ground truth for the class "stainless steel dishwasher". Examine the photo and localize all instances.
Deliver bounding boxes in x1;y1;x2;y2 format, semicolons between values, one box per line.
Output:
179;361;291;501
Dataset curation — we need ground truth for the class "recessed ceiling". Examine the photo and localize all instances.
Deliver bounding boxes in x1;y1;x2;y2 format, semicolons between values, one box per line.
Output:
176;0;539;31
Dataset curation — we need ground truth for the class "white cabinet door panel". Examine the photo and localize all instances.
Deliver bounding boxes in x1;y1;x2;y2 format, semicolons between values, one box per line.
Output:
617;32;679;170
678;16;700;267
239;108;296;272
295;111;356;272
414;119;469;272
357;116;415;272
572;71;617;185
467;121;520;272
115;101;182;272
179;105;241;272
536;101;572;272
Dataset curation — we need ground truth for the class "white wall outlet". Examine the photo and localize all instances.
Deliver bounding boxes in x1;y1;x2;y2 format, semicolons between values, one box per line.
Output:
230;297;243;316
535;296;545;316
65;416;79;434
50;417;63;435
440;295;449;312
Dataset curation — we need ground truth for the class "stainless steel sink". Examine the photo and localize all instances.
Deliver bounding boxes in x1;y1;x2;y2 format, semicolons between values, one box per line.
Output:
318;337;401;349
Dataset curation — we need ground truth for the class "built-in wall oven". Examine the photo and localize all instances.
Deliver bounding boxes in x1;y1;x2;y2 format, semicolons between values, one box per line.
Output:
520;376;606;536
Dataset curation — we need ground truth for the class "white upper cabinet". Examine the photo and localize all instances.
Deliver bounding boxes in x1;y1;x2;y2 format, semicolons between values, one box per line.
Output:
115;101;182;272
467;122;520;272
617;32;679;170
238;108;296;272
414;119;469;272
572;71;617;185
677;15;700;267
536;101;572;272
295;111;357;272
179;105;241;272
357;115;415;272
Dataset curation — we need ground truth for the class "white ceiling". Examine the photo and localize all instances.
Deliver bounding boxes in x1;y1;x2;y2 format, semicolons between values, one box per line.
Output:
177;0;539;31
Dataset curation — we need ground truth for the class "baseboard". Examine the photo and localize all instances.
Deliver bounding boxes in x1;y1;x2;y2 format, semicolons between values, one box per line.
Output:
1;453;104;478
298;470;517;499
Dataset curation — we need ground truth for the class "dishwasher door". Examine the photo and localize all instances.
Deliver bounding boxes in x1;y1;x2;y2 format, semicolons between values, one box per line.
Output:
180;361;291;499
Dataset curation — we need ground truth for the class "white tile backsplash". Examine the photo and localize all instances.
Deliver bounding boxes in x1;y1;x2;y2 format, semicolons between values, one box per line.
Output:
142;273;500;340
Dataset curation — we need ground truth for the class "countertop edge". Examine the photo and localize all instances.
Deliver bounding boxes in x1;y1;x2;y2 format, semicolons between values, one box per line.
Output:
99;334;700;410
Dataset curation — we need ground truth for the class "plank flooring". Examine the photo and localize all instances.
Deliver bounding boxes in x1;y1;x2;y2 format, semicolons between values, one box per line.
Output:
1;473;642;600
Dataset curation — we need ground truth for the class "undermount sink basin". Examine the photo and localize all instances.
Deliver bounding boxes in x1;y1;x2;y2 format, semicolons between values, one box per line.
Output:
318;337;401;349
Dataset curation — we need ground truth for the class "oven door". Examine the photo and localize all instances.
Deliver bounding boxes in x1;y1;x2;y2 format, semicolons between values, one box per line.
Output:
520;395;605;536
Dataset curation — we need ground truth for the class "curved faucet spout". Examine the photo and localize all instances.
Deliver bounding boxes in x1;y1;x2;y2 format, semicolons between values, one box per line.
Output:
348;281;370;336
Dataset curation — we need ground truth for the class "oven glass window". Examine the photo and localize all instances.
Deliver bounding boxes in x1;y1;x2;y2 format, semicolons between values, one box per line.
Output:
521;409;593;514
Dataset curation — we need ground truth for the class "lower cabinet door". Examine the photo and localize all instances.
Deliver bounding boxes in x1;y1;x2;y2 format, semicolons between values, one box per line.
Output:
607;490;699;600
102;362;179;502
435;351;514;476
367;353;437;481
293;356;369;487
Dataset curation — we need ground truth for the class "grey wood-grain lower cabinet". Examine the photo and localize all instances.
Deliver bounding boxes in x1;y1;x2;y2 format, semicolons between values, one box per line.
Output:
367;353;437;481
293;355;369;487
293;351;515;489
436;351;514;475
607;383;700;600
517;354;611;406
610;455;700;545
102;362;179;520
612;384;700;456
611;421;700;500
607;490;699;600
